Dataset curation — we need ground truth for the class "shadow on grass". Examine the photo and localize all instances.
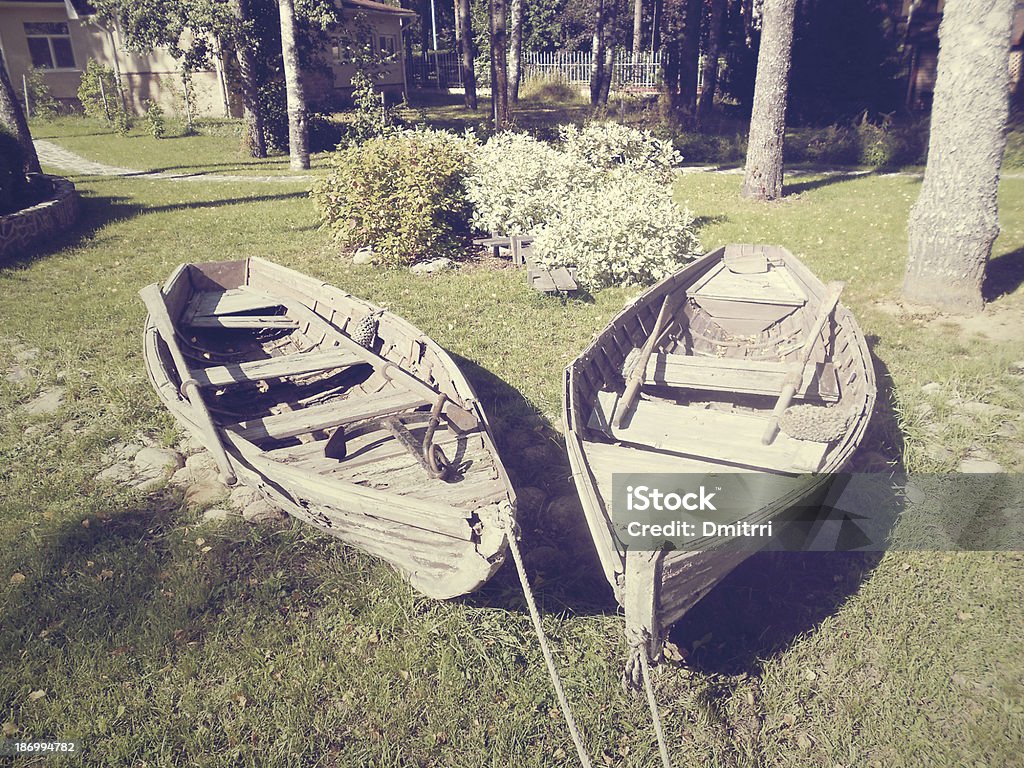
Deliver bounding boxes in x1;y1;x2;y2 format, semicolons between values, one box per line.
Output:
0;191;144;271
144;191;310;215
784;169;876;196
983;245;1024;301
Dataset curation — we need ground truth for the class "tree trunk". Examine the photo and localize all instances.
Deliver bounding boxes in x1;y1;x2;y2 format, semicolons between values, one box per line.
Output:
508;0;524;104
903;0;1014;314
696;0;725;123
456;0;478;109
490;0;510;130
633;0;644;55
234;0;267;158
740;0;797;200
0;56;41;174
591;0;607;105
277;0;309;170
677;0;702;115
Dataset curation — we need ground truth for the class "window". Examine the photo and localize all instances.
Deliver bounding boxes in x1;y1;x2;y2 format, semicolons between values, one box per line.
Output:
24;22;76;69
378;35;397;63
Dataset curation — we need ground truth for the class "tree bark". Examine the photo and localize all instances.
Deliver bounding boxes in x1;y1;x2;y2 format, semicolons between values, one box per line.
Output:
677;0;702;115
508;0;524;104
740;0;797;200
456;0;478;108
591;0;608;105
903;0;1014;314
696;0;725;123
277;0;309;170
490;0;510;130
598;0;618;104
234;0;266;156
633;0;644;55
0;55;41;174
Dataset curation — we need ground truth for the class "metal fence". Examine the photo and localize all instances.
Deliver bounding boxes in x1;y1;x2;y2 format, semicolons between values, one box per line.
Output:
410;50;668;91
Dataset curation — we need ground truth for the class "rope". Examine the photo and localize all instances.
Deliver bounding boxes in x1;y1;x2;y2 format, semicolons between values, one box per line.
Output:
638;650;674;768
502;519;594;768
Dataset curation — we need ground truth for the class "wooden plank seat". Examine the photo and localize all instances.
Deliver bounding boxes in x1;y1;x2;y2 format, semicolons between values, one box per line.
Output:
592;390;828;473
193;349;365;388
645;353;840;402
229;388;431;442
184;288;282;320
188;315;299;330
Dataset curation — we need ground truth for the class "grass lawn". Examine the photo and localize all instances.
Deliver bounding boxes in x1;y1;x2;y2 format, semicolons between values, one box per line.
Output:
0;124;1021;766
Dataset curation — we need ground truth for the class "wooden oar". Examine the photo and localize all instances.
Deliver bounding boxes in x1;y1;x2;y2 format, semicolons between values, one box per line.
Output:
614;295;672;429
761;281;845;445
139;284;238;485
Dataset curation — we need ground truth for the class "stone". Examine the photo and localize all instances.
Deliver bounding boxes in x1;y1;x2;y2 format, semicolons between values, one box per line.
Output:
520;443;553;467
242;498;286;524
176;433;205;456
523;545;563;575
132;446;185;491
958;458;1003;474
201;507;237;524
922;444;954;463
544;494;588;541
228;484;261;510
179;452;228;507
352;246;375;265
1010;361;1024;375
959;401;1010;418
5;365;32;384
516;486;547;516
13;347;39;363
410;257;453;275
22;387;65;416
913;402;933;418
921;382;942;395
95;462;134;484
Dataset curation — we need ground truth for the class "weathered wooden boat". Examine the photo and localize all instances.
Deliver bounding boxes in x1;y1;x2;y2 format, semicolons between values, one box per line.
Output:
140;257;515;599
562;244;875;676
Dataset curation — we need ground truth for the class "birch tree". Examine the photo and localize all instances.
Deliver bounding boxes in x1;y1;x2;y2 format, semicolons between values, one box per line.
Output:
740;0;797;200
508;0;524;104
903;0;1015;313
278;0;309;170
632;0;644;55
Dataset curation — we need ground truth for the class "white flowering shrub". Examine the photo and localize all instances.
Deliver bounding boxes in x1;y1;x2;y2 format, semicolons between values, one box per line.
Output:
463;132;599;236
559;122;681;183
531;173;700;290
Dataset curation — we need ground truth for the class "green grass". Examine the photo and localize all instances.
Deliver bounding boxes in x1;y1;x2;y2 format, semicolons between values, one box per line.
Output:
0;133;1021;766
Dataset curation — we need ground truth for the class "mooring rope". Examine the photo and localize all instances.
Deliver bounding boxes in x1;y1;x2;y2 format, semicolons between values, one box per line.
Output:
502;519;594;768
638;650;674;768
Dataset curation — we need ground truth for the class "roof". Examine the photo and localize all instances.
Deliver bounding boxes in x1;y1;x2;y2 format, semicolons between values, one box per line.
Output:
341;0;417;17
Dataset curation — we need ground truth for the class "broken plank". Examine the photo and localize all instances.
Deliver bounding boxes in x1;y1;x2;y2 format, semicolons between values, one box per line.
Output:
549;266;578;292
189;315;298;330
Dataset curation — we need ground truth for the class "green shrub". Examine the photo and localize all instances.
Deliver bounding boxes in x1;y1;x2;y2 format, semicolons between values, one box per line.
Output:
312;129;473;268
519;76;584;104
853;114;928;168
24;68;59;120
339;71;399;148
0;126;28;215
671;132;746;165
532;172;700;290
464;132;599;236
559;121;681;182
77;59;130;134
144;100;167;138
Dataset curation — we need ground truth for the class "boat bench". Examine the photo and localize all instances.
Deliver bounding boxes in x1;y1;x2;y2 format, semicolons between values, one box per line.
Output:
183;288;296;330
645;353;840;403
194;349;365;388
592;390;827;473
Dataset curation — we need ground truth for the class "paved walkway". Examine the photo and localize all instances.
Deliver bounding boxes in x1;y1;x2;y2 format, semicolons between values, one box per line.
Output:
34;139;312;183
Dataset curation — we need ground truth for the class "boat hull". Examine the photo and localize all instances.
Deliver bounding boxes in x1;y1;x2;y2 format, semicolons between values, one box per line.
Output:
142;258;515;599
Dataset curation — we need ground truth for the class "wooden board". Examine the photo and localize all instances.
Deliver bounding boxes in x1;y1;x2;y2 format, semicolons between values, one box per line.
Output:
185;288;281;322
194;349;364;388
550;267;578;292
593;390;827;473
188;315;299;330
646;354;840;402
228;389;430;441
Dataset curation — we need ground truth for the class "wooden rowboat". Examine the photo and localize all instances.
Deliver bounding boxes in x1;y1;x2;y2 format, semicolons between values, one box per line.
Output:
140;258;515;599
562;245;875;674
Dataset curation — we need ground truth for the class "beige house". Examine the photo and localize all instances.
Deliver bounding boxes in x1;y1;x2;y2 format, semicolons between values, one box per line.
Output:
0;0;415;118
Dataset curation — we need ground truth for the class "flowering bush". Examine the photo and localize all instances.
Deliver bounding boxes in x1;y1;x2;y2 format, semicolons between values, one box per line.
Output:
463;132;599;236
531;173;700;290
311;129;473;268
559;122;681;183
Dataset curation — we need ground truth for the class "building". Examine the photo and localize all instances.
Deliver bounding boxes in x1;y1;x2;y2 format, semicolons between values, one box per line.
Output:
0;0;415;118
902;0;1024;110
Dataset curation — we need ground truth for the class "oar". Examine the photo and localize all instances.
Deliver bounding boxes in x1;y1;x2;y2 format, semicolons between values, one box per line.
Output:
139;284;238;485
614;294;672;429
761;281;845;445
